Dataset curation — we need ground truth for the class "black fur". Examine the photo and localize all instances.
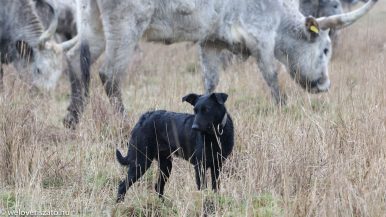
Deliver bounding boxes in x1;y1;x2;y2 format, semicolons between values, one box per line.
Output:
116;93;234;202
116;149;129;165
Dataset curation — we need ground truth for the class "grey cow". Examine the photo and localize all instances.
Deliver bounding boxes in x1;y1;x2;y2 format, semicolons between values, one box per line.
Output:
221;0;344;70
0;0;77;90
63;0;378;129
33;0;77;42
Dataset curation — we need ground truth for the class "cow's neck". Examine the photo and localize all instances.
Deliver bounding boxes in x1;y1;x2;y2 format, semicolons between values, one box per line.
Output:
14;0;44;47
273;5;309;69
279;10;307;40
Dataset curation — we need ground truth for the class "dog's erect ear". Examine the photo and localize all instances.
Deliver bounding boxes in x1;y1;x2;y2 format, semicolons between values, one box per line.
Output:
182;93;200;106
211;93;228;105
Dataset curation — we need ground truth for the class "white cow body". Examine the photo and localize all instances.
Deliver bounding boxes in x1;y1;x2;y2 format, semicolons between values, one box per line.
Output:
63;0;378;128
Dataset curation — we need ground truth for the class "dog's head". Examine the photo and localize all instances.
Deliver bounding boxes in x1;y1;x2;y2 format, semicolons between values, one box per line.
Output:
182;92;228;133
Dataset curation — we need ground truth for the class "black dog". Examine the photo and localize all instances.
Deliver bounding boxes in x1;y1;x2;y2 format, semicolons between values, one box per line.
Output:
116;93;234;202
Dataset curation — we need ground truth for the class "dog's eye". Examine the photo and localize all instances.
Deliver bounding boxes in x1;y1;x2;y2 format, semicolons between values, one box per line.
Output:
202;107;209;113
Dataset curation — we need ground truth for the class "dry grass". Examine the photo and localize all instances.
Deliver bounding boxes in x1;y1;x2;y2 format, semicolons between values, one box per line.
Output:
1;5;385;217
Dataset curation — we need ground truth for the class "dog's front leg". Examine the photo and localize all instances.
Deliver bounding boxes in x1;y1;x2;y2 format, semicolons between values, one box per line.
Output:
210;166;221;192
194;163;207;190
194;133;207;190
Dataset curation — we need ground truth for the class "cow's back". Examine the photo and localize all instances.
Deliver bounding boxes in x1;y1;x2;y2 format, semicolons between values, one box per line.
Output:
144;0;285;44
143;0;224;43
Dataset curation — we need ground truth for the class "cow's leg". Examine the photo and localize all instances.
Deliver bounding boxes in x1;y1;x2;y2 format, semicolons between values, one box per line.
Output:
64;48;83;129
260;62;286;105
252;39;287;105
0;63;3;92
155;157;172;198
199;43;222;94
63;0;105;129
98;1;153;114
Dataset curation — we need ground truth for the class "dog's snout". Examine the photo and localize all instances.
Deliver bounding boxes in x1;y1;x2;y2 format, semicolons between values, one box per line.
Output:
192;124;200;130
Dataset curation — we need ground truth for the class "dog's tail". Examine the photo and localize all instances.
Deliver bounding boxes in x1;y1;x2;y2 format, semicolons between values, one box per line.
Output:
116;149;130;165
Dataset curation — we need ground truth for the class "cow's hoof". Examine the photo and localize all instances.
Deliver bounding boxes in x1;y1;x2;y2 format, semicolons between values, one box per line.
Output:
63;112;78;129
275;93;287;107
279;95;287;106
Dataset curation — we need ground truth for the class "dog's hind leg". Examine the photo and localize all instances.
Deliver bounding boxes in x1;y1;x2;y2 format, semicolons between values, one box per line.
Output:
155;157;172;198
116;157;152;203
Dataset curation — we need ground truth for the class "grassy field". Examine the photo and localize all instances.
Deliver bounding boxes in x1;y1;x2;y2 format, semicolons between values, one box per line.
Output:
1;4;385;217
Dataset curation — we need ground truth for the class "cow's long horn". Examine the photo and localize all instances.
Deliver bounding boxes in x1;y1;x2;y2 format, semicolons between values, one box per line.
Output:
317;0;377;30
38;0;59;44
60;35;79;51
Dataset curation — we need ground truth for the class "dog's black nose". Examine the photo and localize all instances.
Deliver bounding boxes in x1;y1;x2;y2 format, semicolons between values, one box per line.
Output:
192;124;200;130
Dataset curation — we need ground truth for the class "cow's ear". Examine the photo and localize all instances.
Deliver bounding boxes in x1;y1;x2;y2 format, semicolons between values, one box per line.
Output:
16;41;34;60
182;93;200;106
211;93;228;105
305;16;320;38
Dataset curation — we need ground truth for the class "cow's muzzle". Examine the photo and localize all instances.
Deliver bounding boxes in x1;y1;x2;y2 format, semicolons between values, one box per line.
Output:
308;77;331;93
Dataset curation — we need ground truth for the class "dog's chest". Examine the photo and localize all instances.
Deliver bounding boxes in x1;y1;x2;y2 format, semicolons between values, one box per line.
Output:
170;134;222;162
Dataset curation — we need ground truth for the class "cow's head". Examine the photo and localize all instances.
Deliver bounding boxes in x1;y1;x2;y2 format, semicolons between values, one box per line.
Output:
275;0;376;93
12;0;77;90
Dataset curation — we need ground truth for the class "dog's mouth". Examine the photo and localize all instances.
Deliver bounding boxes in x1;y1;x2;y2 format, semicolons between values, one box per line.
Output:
192;124;201;131
191;124;213;133
192;124;219;136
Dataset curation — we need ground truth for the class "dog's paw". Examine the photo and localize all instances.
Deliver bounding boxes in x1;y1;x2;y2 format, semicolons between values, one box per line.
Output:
116;195;125;203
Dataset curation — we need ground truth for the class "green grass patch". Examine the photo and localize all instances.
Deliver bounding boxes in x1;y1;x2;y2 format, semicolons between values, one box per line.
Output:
42;176;65;189
0;191;16;210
